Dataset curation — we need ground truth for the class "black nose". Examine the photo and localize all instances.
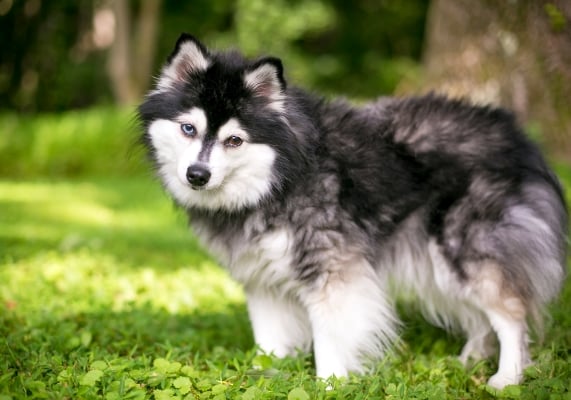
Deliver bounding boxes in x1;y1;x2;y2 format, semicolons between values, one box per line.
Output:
186;164;211;187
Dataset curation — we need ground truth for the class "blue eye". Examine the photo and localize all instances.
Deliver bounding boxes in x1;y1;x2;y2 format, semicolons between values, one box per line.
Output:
181;123;196;137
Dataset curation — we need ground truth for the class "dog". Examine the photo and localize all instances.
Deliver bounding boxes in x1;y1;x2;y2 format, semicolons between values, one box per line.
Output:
138;34;568;389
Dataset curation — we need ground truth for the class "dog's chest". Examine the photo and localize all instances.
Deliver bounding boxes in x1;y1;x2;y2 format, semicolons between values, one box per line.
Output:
193;219;296;291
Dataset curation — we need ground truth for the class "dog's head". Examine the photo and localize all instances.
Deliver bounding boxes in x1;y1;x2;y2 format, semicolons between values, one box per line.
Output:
138;34;307;211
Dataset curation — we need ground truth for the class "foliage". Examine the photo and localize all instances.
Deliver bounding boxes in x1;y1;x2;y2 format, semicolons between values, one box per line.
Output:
0;1;113;111
544;3;567;32
0;0;428;112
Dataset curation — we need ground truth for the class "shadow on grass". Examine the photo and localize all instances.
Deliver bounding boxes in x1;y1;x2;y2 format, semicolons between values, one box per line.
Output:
0;297;469;386
1;303;254;373
398;305;464;357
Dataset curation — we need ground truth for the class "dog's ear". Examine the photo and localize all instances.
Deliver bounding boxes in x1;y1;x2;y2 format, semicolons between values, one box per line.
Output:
157;33;209;90
244;57;286;111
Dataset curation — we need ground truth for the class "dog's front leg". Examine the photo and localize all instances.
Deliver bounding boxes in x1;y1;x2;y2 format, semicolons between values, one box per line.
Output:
303;265;398;379
246;289;312;358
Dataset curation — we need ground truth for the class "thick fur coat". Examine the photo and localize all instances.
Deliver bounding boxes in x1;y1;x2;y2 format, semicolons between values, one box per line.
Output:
138;34;568;389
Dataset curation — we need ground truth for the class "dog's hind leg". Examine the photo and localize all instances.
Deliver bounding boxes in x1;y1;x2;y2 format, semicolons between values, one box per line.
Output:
464;261;532;389
301;260;399;379
426;241;498;366
485;307;531;389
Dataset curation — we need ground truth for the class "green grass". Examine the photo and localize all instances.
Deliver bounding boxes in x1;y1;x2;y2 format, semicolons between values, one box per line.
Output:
0;108;144;178
2;178;570;400
0;109;570;399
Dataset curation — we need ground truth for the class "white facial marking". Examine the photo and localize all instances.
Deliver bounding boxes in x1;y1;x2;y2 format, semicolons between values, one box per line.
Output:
217;118;249;143
149;112;276;211
197;118;275;209
148;107;207;187
177;108;208;136
175;108;208;187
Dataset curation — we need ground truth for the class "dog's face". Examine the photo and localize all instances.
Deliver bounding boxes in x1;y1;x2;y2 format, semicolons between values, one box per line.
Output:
139;34;290;211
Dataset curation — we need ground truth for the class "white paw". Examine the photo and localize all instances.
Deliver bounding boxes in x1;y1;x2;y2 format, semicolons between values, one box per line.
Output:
487;373;521;390
316;363;349;380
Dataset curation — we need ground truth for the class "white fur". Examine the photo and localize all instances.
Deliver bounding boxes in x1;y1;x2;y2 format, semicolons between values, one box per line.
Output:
227;228;295;288
199;225;313;356
206;208;399;379
195;220;399;379
485;310;530;388
383;214;466;330
304;265;398;378
216;118;245;143
148;111;277;211
178;108;209;136
246;290;312;357
193;199;537;389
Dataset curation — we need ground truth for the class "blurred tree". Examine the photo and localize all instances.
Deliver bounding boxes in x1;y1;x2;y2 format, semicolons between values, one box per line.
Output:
210;0;429;99
0;0;112;112
211;0;337;89
0;0;428;111
302;0;429;98
423;0;571;158
106;0;162;105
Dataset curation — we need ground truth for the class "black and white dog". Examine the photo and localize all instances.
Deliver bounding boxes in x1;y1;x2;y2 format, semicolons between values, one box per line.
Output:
138;34;568;389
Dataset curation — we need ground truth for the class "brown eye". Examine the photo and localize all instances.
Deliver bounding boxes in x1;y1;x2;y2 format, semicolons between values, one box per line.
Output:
224;135;243;148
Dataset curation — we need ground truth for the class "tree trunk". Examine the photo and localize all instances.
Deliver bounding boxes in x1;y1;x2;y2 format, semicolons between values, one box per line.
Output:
133;0;162;93
422;0;571;159
106;0;162;106
107;0;135;105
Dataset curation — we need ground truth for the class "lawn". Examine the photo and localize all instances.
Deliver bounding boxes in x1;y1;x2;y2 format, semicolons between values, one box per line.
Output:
0;109;570;399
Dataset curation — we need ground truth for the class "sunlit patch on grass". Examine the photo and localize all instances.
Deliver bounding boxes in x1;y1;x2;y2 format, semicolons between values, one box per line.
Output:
0;178;243;318
0;180;173;230
1;249;243;317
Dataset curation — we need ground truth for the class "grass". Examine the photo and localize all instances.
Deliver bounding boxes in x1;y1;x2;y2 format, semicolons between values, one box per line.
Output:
0;109;570;399
0;108;144;178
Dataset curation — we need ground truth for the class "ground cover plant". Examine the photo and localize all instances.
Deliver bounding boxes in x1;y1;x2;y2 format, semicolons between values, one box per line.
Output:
0;109;570;399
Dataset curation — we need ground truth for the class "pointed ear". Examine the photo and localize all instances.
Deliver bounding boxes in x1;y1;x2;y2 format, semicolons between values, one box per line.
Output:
244;57;286;110
157;33;209;90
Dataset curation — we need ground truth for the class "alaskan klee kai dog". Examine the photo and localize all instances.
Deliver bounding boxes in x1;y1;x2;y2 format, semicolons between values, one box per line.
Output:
138;34;568;389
